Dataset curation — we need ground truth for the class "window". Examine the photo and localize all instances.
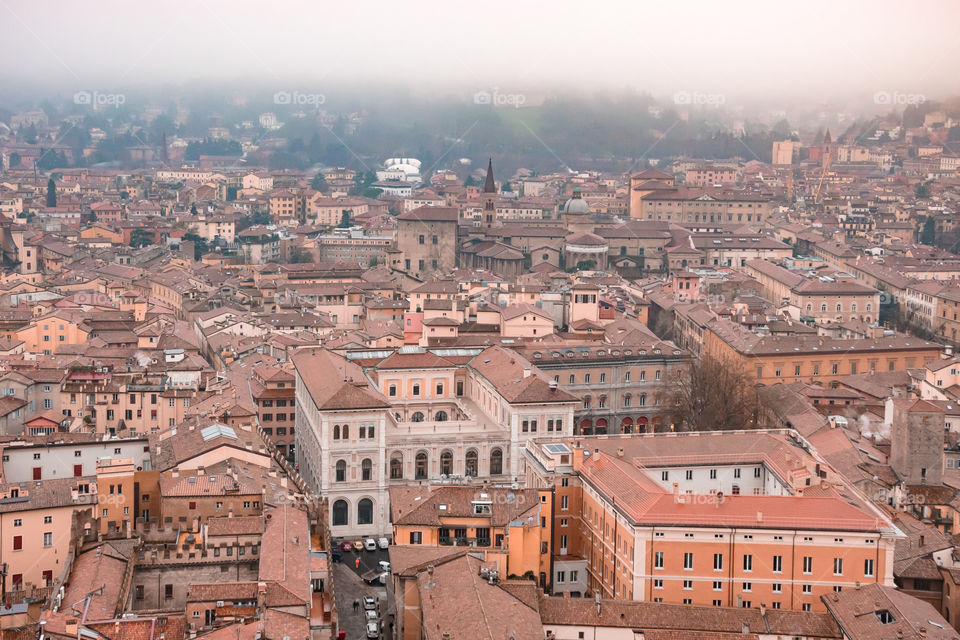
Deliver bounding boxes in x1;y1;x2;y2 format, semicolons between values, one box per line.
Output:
864;558;874;577
772;555;782;573
654;579;663;589
465;450;478;477
713;553;723;571
661;471;669;481
834;558;843;575
335;460;346;482
743;554;752;572
390;455;403;479
803;556;812;574
409;531;422;544
684;552;693;570
43;532;52;547
12;536;22;550
415;451;428;479
332;500;348;526
490;448;503;475
440;450;453;475
361;458;372;481
685;469;693;480
165;584;173;599
654;552;664;569
357;498;373;525
683;580;692;590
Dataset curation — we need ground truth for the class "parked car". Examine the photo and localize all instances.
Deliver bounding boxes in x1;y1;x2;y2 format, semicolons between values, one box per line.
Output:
364;610;378;623
378;560;391;572
352;540;364;552
377;537;389;549
366;621;379;638
364;538;377;551
362;595;376;610
341;541;354;552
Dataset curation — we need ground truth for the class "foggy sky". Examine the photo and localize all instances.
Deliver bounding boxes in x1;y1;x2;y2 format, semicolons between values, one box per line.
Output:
2;0;959;104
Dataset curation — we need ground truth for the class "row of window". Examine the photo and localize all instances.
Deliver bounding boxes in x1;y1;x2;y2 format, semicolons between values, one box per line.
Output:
332;423;375;440
760;359;898;378
563;370;661;385
652;551;874;577
661;467;762;482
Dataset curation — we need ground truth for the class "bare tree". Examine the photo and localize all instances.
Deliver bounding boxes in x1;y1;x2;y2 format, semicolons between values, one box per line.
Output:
656;355;760;432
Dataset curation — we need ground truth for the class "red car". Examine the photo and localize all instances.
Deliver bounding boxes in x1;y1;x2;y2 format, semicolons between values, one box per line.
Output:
341;541;354;552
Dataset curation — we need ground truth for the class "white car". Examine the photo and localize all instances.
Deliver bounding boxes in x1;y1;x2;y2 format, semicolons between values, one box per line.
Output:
377;537;389;549
362;595;376;610
366;621;379;638
364;610;378;623
364;538;377;551
378;560;391;572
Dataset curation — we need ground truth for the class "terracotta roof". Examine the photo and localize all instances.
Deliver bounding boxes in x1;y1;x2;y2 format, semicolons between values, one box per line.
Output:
291;349;388;411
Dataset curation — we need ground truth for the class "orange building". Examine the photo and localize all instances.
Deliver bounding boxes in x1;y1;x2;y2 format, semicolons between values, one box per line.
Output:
524;431;899;612
390;485;553;588
703;319;943;384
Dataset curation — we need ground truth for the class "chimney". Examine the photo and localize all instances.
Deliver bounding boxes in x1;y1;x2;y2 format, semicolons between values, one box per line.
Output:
65;619;79;637
617;447;624;457
523;367;531;378
673;482;679;496
756;511;763;523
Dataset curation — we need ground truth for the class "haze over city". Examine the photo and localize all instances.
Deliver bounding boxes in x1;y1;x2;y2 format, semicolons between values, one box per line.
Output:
2;3;960;640
3;0;960;105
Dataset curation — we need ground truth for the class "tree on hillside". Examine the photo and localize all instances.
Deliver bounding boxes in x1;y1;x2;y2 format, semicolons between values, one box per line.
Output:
311;173;328;192
921;216;936;245
190;203;198;215
338;210;353;228
656;355;760;432
46;178;57;207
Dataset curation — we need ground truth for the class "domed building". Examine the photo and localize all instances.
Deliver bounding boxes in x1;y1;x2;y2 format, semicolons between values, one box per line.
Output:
564;231;608;271
561;188;607;270
561;187;594;234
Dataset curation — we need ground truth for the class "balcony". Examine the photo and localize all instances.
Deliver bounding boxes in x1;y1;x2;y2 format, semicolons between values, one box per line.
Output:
439;536;491;547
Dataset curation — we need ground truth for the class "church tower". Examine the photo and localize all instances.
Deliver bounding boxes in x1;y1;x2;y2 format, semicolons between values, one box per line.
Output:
821;129;832;171
482;158;496;229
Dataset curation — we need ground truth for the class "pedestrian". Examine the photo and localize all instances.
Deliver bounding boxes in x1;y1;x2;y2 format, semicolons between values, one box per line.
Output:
353;598;359;611
355;556;360;569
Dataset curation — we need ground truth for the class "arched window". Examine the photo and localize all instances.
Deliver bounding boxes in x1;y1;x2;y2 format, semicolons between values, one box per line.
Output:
415;451;428;479
333;424;340;440
390;453;403;479
440;450;453;476
342;424;349;439
583;395;591;409
361;458;372;481
435;410;448;422
357;498;373;525
332;499;348;526
624;393;632;407
411;411;425;423
490;448;503;475
335;460;346;482
465;449;478;477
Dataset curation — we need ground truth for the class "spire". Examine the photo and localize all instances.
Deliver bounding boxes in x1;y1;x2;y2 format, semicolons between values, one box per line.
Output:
823;129;832;146
483;158;496;193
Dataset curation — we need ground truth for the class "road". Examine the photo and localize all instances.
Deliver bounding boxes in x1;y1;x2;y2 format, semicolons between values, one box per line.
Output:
333;543;395;639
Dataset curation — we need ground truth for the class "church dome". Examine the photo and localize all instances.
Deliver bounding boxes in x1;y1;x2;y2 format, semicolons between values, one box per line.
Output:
563;188;590;215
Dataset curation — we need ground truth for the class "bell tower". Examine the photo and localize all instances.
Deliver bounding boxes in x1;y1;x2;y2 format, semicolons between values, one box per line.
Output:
482;158;496;229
